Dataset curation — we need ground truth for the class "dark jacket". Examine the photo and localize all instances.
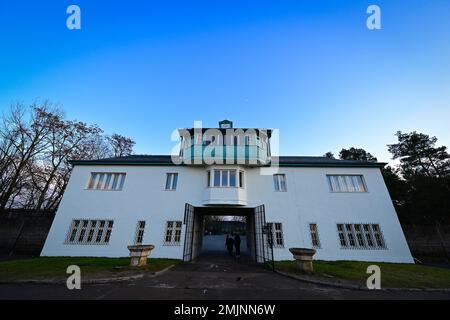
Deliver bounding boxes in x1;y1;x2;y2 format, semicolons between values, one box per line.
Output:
234;234;241;246
226;236;234;248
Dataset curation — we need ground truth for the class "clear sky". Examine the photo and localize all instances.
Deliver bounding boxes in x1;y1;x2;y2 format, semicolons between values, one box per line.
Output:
1;0;449;163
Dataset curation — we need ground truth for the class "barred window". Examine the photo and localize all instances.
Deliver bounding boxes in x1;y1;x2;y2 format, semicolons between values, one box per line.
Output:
309;223;321;248
337;224;347;247
66;219;114;245
372;224;385;247
363;224;375;247
266;222;284;247
134;221;146;245
87;173;126;191
337;223;386;249
354;224;365;247
164;221;182;245
346;224;357;247
327;175;367;192
165;173;178;190
104;221;114;243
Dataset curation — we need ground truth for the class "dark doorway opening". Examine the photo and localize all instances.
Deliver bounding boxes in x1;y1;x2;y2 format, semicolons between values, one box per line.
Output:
183;205;273;269
202;215;249;257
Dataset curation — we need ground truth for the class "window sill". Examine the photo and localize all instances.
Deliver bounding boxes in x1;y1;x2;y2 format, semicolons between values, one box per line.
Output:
329;191;368;194
163;243;181;246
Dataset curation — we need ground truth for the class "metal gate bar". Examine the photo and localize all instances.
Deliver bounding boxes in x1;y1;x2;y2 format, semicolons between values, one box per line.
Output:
183;203;195;262
254;204;274;271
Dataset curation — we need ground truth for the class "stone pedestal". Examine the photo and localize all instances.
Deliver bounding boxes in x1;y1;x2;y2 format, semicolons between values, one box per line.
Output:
127;245;155;267
289;248;316;273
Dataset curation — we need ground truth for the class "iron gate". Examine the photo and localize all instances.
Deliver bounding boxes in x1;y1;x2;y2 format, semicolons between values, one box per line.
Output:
183;203;195;262
254;204;274;270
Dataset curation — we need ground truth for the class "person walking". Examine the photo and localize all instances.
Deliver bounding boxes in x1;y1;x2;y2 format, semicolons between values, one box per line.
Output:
225;234;234;257
234;233;241;258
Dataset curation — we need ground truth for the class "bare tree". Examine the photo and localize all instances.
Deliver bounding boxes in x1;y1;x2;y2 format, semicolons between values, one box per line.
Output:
107;133;135;157
32;119;103;210
0;102;59;211
0;101;136;213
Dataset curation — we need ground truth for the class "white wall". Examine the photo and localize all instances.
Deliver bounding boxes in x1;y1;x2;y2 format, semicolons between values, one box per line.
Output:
245;167;413;263
41;164;413;263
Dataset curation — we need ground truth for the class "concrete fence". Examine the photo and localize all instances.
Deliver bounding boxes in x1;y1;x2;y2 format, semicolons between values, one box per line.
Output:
0;210;55;256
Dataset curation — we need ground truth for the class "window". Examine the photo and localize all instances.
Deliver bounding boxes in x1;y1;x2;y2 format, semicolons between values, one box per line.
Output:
87;173;126;191
207;171;211;187
363;224;375;247
346;224;357;247
336;223;386;249
134;221;146;245
337;224;347;247
327;175;366;192
267;222;284;247
211;170;237;187
309;224;321;248
66;219;114;245
164;221;182;245
354;224;365;247
165;173;178;190
239;171;244;188
371;224;385;248
273;174;287;191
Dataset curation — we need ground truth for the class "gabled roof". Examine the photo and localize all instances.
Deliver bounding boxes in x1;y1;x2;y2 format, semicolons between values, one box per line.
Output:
69;155;386;168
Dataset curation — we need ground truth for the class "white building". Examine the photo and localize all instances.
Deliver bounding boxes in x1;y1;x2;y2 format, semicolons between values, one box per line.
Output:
41;120;414;263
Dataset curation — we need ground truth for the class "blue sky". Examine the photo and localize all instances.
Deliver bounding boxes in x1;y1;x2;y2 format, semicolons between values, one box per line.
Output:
1;0;449;163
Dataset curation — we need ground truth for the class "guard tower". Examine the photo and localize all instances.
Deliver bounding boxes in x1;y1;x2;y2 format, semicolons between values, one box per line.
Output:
178;120;272;165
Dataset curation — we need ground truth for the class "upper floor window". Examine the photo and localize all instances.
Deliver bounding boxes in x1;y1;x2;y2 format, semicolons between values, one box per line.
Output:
87;173;126;191
273;174;287;192
239;171;244;188
213;169;237;187
327;175;367;192
165;173;178;190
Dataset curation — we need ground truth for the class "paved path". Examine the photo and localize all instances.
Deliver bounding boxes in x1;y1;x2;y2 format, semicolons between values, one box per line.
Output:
1;255;449;300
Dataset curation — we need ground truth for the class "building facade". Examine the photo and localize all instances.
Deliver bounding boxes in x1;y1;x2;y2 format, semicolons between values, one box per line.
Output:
41;121;414;263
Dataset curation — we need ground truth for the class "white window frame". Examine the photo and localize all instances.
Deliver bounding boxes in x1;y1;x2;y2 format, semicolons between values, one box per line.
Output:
267;222;284;248
239;170;245;188
164;220;182;246
86;173;126;191
273;174;287;192
309;223;321;249
211;169;238;188
65;219;114;245
327;175;367;193
134;220;146;245
165;173;178;191
336;223;386;250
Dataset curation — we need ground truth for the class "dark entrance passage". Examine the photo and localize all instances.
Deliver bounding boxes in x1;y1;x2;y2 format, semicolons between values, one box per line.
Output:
202;215;249;258
182;204;273;269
